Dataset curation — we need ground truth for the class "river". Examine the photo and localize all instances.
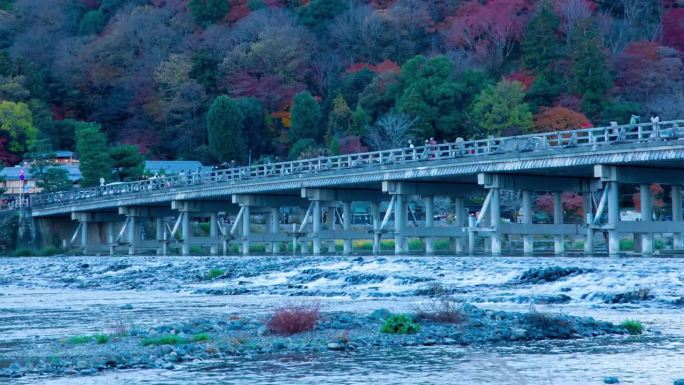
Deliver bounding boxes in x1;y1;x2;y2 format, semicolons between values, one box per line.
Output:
1;255;682;384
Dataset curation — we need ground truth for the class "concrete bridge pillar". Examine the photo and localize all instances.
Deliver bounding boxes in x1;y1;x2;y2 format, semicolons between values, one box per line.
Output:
640;184;654;255
583;192;594;255
327;206;336;254
673;185;683;250
312;200;322;255
371;202;381;255
270;207;280;254
608;181;621;256
522;190;533;255
155;218;164;255
394;194;407;254
453;197;465;254
342;201;352;255
242;204;251;255
209;213;218;256
423;196;435;255
490;188;501;256
553;192;565;255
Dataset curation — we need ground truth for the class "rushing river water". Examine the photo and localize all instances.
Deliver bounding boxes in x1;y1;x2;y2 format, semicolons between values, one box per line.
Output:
1;255;683;384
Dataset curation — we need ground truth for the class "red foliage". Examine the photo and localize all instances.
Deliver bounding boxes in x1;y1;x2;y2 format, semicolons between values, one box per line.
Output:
223;73;306;111
267;303;320;335
227;0;250;23
663;9;684;52
0;137;19;166
505;70;534;90
338;135;368;154
535;192;584;219
439;0;532;64
533;106;591;133
632;184;666;212
346;60;401;75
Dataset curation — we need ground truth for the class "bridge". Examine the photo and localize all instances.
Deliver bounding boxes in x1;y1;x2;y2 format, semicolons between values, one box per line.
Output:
31;120;684;257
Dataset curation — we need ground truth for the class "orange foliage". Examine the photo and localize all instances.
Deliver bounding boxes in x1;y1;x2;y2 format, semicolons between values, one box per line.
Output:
272;111;291;128
533;106;591;133
632;184;666;213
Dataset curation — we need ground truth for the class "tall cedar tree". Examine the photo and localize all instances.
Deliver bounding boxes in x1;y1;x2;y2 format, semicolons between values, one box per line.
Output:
110;144;144;182
521;1;561;74
207;96;246;164
289;91;322;144
567;19;612;117
75;122;112;187
468;80;533;137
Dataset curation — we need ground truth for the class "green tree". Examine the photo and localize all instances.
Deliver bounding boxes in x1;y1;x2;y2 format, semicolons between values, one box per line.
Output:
206;96;246;164
349;105;370;136
396;56;489;139
234;97;268;160
567;19;612;117
298;0;348;28
288;138;317;160
469;80;533;137
289;91;322;143
27;141;72;192
75;122;112;187
0;0;14;11
526;75;562;112
110;144;144;182
188;0;230;27
521;1;562;74
0;100;37;156
79;10;107;35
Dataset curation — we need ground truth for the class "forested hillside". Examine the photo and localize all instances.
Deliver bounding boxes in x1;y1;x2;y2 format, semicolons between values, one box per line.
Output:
0;0;683;171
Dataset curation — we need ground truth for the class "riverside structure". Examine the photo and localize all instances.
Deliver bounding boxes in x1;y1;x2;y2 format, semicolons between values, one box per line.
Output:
31;120;684;257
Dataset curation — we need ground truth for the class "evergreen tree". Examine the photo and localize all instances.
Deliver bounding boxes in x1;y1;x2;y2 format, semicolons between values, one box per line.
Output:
522;1;561;74
28;141;72;192
110;144;144;182
188;0;230;27
289;91;322;143
298;0;348;28
234;97;267;159
79;10;107;35
468;80;533;137
75;122;112;187
206;96;246;164
567;19;612;117
327;94;352;135
349;105;371;136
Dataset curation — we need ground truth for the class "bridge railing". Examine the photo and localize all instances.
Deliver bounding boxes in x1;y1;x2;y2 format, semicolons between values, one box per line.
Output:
31;119;684;208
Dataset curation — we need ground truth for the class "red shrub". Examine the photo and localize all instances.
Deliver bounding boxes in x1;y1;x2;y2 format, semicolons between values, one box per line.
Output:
267;303;320;335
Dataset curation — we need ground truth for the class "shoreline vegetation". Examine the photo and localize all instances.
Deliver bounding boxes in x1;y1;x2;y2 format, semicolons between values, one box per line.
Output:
0;302;640;380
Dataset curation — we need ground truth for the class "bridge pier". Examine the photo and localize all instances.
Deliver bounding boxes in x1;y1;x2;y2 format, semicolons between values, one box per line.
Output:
673;185;683;250
453;197;465;254
553;192;564;255
640;184;654;255
522;190;533;255
423;196;435;255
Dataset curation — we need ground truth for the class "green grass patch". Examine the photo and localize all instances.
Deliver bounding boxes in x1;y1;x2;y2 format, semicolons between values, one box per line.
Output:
37;246;64;256
142;335;187;346
94;334;110;344
12;247;35;257
66;335;92;345
621;319;643;335
205;268;225;280
192;333;210;342
620;239;634;251
380;314;420;334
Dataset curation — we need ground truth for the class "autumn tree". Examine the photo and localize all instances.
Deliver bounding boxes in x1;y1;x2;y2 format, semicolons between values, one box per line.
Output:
234;96;269;159
468;80;533;137
188;0;230;26
297;0;348;28
327;94;352;136
533;106;591;133
289;91;322;144
206;95;246;164
75;121;112;187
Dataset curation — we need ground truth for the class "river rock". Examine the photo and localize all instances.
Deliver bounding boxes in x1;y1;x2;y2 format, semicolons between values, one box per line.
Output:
674;380;684;385
607;288;653;304
327;342;344;351
518;266;590;284
603;376;620;384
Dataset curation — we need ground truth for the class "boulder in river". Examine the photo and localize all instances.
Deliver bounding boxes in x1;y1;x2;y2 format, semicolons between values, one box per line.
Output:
603;376;620;384
606;288;653;304
518;266;591;284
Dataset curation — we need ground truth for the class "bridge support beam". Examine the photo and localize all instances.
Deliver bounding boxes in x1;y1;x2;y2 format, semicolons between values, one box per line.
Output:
394;195;407;254
553;192;564;255
371;202;381;255
424;196;435;255
608;181;621;256
640;184;653;255
453;197;465;254
71;212;123;255
342;202;352;255
584;193;594;255
673;185;683;250
312;200;322;255
490;188;501;256
270;208;280;254
522;190;533;255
